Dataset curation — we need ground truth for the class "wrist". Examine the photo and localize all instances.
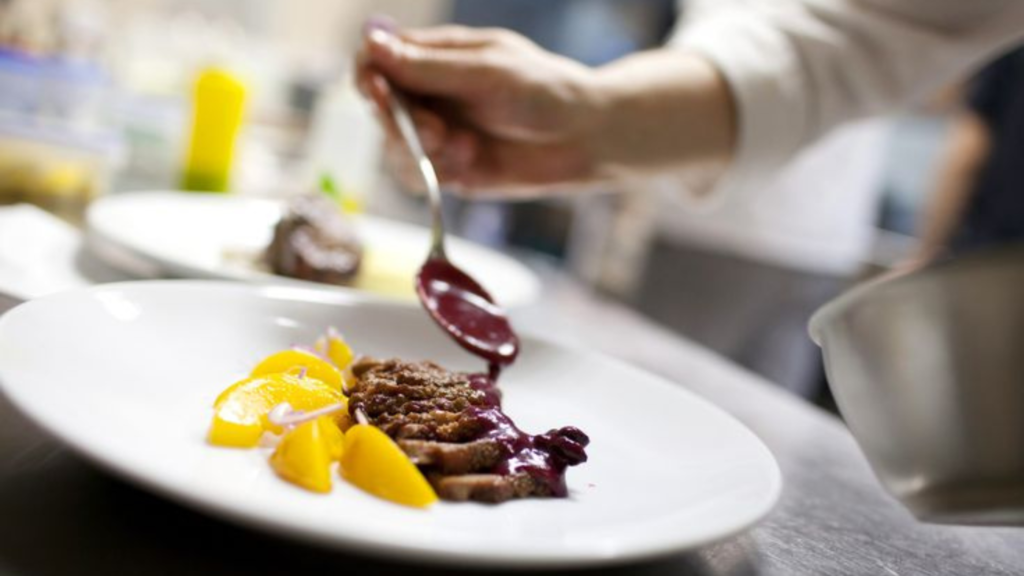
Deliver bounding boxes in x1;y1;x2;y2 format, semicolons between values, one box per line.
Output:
560;65;615;182
541;62;614;185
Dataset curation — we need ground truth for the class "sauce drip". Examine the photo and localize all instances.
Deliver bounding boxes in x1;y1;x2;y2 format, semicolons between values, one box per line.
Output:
465;374;589;496
416;256;589;497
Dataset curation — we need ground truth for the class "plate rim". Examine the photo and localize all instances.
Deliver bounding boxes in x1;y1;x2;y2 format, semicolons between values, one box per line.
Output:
0;280;782;568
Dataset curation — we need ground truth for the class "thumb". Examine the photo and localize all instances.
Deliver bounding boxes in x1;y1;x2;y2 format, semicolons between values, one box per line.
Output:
365;28;487;97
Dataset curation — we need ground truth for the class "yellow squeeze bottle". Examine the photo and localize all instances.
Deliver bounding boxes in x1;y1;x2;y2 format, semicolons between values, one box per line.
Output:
181;68;246;192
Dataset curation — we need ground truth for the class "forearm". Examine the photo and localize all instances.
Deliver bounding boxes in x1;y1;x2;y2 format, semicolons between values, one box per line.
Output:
914;113;990;261
584;50;736;180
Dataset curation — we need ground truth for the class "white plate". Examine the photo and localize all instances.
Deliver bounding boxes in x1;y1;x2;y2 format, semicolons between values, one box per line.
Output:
0;282;780;568
85;191;541;307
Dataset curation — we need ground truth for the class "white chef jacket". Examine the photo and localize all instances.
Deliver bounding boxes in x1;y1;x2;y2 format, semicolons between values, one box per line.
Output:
657;0;1024;275
676;0;1024;200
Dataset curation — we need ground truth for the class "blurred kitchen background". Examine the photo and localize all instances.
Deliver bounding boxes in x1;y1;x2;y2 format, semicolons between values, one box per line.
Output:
0;0;1007;409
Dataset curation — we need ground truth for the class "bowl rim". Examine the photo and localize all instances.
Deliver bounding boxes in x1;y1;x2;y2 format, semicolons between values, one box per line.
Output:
808;245;1024;346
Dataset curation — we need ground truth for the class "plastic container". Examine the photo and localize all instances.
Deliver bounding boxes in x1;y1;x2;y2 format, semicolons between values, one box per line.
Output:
0;124;120;224
0;50;121;223
180;67;246;192
302;78;382;211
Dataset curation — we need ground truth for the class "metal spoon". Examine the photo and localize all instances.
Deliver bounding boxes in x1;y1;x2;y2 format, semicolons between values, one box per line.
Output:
381;82;520;371
383;83;446;259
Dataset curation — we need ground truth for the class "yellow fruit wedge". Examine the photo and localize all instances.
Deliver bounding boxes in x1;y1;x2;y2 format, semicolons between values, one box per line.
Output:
213;350;345;407
318;417;345;461
315;332;355;371
270;420;333;493
208;374;345;448
250;349;345;391
341;424;438;508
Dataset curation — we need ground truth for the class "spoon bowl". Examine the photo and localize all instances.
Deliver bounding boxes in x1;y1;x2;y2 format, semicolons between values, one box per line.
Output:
416;256;519;367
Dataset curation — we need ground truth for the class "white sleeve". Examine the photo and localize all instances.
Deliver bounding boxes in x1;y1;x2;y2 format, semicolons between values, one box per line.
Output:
670;0;1024;196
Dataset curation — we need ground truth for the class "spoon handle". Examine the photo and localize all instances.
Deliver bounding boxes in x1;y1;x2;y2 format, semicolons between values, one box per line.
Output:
383;83;447;259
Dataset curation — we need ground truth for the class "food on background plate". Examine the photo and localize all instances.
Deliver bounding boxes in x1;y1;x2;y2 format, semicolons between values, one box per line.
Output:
207;330;589;507
265;194;363;284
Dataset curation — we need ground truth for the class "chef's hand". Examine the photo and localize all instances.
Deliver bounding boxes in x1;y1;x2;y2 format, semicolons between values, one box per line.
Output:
356;22;736;198
356;24;599;197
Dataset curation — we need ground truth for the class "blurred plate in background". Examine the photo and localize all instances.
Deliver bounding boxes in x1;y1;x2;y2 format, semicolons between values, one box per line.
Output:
85;191;541;307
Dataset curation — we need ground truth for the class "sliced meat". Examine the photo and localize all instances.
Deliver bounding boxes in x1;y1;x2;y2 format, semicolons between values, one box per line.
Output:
428;473;554;503
350;357;588;504
265;194;362;284
397;439;506;475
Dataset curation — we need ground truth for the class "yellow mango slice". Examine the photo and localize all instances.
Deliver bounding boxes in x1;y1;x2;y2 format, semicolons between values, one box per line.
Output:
315;331;355;371
212;350;344;408
249;349;345;391
318;417;345;461
270;420;333;493
341;424;438;508
208;374;345;448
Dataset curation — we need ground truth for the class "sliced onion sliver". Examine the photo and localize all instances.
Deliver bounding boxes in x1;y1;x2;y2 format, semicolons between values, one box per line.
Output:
258;431;282;448
292;344;326;360
267;401;347;428
354;407;369;426
267;402;293;425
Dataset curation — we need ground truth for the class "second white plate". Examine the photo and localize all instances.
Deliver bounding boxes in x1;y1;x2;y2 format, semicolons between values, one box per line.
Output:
85;191;541;307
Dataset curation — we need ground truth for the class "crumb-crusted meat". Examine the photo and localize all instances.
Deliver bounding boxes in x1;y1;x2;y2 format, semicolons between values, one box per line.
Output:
348;358;490;442
349;357;585;504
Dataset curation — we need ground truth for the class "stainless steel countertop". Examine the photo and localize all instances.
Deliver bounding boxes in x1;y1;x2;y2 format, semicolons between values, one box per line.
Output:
1;272;1023;575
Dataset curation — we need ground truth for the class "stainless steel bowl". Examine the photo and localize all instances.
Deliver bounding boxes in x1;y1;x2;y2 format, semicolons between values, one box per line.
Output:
810;247;1024;525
